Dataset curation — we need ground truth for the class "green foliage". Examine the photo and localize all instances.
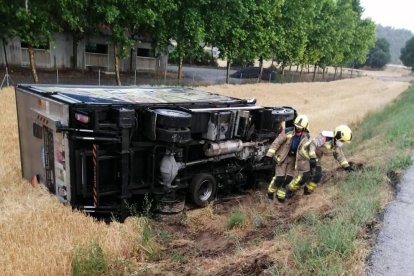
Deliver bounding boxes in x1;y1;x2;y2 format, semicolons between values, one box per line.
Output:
169;47;218;66
349;18;376;65
171;250;185;264
365;38;391;68
377;25;413;64
72;241;107;276
226;210;245;229
400;36;414;70
273;0;315;66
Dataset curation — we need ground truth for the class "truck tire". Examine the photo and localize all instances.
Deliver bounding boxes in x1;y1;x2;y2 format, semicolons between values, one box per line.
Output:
156;127;191;143
189;173;217;207
153;109;192;128
271;107;295;122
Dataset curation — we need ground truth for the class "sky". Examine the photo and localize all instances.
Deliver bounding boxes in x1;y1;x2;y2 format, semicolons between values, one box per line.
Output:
359;0;414;33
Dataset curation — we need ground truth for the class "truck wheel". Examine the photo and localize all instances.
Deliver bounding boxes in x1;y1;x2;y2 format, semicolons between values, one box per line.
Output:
189;173;217;207
153;109;192;128
156;127;191;143
271;107;295;122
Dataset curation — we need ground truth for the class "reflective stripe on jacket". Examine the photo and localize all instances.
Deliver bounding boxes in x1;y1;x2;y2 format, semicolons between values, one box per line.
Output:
309;132;349;168
266;127;310;168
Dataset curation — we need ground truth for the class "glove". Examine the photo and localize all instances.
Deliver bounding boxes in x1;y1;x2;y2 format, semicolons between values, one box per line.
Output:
344;166;354;172
309;158;317;169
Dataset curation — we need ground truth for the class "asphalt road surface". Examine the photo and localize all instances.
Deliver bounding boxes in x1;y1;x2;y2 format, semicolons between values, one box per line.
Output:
366;152;414;276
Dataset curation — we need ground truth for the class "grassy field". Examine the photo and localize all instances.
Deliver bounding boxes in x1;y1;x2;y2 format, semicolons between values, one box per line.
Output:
0;80;412;275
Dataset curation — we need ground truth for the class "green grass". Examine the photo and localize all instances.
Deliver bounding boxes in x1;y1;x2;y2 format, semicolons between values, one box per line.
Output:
285;85;414;274
226;210;245;229
72;241;107;276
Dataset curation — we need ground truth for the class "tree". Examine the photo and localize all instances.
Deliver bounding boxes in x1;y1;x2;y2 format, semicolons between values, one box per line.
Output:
94;0;170;85
56;0;92;69
164;0;208;80
0;0;20;68
347;18;376;67
400;36;414;71
332;0;358;78
272;0;315;79
304;0;338;80
238;0;283;81
344;0;376;68
365;38;391;68
205;0;251;83
15;0;59;83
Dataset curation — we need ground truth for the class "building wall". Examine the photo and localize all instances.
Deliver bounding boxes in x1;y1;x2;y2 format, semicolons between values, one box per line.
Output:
0;33;167;73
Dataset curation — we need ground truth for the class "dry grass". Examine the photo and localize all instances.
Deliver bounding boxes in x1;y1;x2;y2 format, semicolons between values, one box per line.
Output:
0;77;410;275
0;87;144;275
203;77;409;134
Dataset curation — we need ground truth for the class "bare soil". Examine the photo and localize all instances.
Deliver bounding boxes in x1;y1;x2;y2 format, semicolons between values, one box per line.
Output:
0;72;410;275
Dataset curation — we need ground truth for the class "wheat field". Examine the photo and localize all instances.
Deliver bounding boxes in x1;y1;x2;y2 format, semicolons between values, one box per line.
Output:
0;77;409;275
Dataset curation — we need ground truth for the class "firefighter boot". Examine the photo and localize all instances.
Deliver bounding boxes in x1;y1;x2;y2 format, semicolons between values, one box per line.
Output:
267;177;277;201
304;181;317;195
286;176;301;198
276;188;287;203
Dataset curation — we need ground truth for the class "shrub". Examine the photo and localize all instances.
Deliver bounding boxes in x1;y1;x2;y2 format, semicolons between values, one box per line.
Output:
226;210;245;229
72;241;107;276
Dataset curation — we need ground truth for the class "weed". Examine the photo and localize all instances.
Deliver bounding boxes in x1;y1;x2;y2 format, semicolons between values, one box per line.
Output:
233;235;244;254
252;209;264;228
180;209;188;225
141;219;159;260
226;210;245;229
72;241;107;276
142;194;153;217
171;250;185;264
388;154;412;171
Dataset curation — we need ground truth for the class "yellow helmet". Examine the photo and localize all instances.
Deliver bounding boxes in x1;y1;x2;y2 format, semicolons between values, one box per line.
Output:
294;114;309;130
334;125;352;143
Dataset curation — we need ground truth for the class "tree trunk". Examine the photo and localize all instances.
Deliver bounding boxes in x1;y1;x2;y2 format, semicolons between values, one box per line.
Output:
257;57;263;83
114;45;121;85
288;65;292;72
333;66;337;80
28;46;38;83
299;65;303;81
281;62;286;83
351;64;354;78
226;60;231;84
340;66;343;79
296;65;299;72
322;67;326;80
71;34;80;70
312;64;317;82
2;39;9;68
178;55;183;80
130;48;134;72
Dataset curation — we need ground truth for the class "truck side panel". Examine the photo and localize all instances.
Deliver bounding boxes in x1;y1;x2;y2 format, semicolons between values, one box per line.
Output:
15;89;71;203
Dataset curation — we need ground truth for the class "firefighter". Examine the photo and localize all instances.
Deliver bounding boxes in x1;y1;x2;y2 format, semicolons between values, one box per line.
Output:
294;124;354;195
265;114;310;202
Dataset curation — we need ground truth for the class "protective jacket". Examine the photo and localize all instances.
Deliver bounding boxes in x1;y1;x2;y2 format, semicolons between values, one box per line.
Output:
308;131;349;168
266;127;310;171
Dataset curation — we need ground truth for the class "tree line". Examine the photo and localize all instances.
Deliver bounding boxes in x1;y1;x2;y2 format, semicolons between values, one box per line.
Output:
0;0;376;84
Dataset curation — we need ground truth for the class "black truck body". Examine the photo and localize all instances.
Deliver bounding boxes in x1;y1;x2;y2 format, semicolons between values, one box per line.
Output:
15;84;294;215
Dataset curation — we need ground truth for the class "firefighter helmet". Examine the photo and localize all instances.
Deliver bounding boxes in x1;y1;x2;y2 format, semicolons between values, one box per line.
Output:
334;125;352;143
294;115;309;130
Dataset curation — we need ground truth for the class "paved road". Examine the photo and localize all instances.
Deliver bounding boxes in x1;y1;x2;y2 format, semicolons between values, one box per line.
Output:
366;152;414;276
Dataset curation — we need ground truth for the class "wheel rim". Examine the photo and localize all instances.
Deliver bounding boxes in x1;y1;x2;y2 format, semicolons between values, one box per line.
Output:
199;179;213;201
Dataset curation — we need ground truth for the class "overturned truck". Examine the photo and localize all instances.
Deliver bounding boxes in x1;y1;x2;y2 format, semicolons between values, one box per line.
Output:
15;84;295;215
